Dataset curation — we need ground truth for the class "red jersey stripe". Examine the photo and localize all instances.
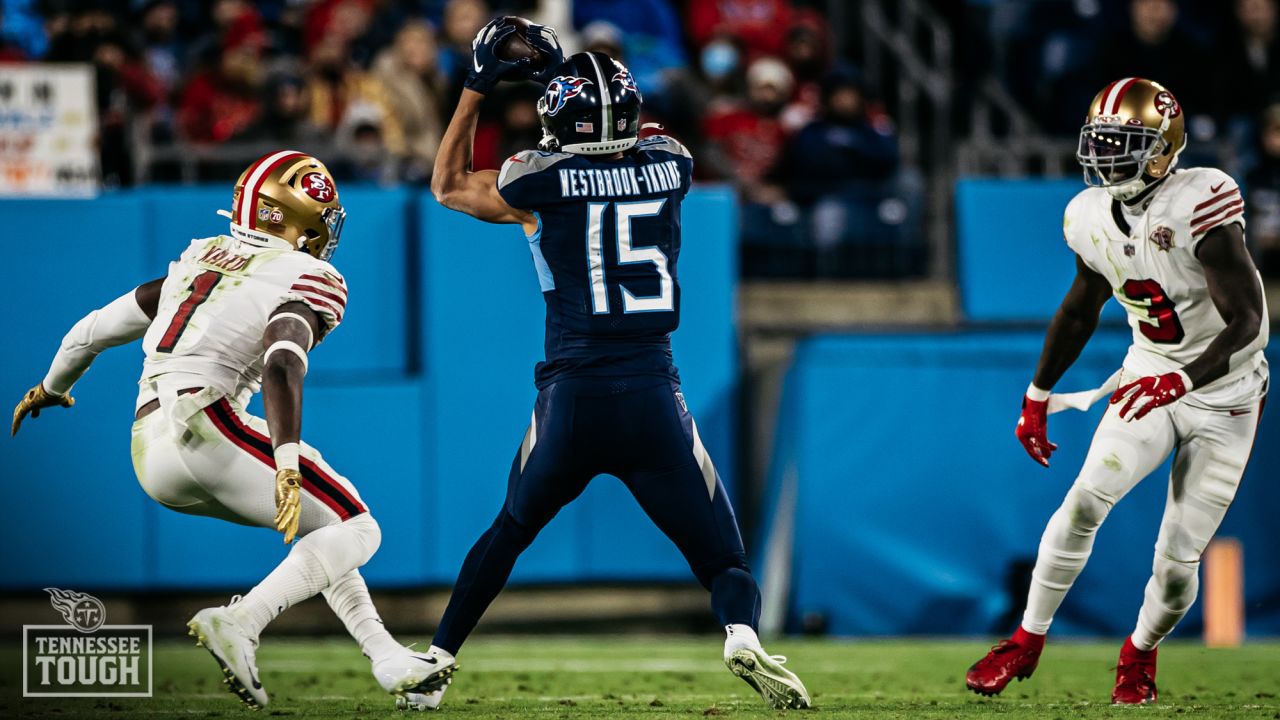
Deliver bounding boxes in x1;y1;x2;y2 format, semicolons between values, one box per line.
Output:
1191;198;1245;231
1192;206;1244;236
1193;187;1240;212
291;282;347;307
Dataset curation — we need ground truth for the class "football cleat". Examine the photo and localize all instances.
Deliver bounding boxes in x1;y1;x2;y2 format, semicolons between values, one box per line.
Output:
374;645;457;698
187;605;268;709
396;686;448;711
725;647;811;710
966;629;1044;696
1112;636;1158;705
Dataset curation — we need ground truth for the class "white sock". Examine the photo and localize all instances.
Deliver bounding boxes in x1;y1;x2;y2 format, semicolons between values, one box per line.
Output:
231;537;331;637
323;569;403;662
1130;555;1200;651
724;623;762;656
1022;484;1113;634
230;516;380;637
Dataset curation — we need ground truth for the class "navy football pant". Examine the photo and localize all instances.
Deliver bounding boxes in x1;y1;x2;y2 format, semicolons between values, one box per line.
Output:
433;377;759;655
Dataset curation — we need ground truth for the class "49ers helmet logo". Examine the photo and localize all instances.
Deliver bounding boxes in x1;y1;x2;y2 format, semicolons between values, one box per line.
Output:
1154;91;1181;118
302;172;336;202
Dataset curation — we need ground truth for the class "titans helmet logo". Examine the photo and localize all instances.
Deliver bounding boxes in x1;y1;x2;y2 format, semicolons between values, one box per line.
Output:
611;65;639;97
543;76;593;117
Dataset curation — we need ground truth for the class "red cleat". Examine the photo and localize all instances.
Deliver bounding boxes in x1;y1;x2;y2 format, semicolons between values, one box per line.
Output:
966;627;1044;696
1112;636;1158;704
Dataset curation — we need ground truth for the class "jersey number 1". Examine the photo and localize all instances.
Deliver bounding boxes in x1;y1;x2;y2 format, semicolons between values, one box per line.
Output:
1122;278;1184;344
157;270;222;353
586;199;673;314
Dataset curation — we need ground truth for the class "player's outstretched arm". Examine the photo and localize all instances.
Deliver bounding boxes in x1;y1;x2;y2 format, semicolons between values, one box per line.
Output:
1016;255;1112;466
11;278;163;436
431;89;536;232
260;302;322;544
1112;223;1265;421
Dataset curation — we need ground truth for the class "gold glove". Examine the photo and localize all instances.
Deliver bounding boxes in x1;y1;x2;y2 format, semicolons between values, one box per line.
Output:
11;383;74;437
274;468;303;544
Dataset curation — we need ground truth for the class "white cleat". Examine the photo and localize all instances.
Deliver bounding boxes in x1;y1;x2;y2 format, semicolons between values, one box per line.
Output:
396;686;448;711
187;606;269;709
373;646;457;700
725;647;811;710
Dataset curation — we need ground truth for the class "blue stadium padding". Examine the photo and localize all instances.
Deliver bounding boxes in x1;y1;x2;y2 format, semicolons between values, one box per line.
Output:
762;331;1279;637
416;188;739;584
1;195;152;588
955;178;1124;323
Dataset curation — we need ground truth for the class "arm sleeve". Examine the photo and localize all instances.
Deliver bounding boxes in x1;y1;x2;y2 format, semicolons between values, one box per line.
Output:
280;267;347;337
43;290;152;395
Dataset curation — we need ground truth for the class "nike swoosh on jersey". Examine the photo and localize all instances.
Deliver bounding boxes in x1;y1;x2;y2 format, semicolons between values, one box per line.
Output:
1210;181;1226;192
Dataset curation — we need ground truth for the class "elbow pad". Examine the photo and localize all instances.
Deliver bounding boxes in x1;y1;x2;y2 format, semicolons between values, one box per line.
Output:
44;291;152;395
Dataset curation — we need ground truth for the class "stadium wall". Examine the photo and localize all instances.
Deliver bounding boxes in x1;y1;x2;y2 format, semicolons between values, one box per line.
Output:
0;187;738;590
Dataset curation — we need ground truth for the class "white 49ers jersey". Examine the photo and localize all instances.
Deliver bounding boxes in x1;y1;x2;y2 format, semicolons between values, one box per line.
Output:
137;233;347;410
1063;167;1269;407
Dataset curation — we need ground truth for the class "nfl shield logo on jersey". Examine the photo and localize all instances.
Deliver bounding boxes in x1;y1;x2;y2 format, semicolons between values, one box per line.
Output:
1149;225;1174;251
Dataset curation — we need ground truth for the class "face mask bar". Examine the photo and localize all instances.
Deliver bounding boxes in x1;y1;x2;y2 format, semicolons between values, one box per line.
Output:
318;206;345;261
1076;123;1164;188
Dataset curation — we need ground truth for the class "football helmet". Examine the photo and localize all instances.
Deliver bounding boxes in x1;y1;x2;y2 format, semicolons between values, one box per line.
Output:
537;52;642;155
225;151;346;261
1077;78;1186;201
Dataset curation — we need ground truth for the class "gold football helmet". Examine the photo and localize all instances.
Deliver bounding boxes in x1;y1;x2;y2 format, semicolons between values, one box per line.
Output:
227;151;346;261
1077;78;1186;200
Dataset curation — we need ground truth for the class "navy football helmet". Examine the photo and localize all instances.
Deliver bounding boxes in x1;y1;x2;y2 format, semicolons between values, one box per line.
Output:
537;52;642;155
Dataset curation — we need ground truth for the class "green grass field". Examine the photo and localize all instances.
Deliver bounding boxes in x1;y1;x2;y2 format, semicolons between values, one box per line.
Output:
3;636;1278;719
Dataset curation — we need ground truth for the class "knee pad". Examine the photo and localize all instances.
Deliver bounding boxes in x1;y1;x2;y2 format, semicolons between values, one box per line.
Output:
1151;554;1199;608
1063;482;1115;531
296;512;381;582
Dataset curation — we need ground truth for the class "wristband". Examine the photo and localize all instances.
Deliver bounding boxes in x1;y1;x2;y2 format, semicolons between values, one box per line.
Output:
1026;383;1051;402
274;442;301;472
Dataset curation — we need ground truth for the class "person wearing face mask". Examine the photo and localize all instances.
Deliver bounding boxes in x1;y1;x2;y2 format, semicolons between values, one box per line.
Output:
701;57;793;199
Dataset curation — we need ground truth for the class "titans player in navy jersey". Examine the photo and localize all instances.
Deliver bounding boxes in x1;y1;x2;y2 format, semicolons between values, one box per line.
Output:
405;19;810;710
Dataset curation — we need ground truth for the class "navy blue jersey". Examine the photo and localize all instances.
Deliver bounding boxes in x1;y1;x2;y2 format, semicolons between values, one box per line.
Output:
497;135;694;388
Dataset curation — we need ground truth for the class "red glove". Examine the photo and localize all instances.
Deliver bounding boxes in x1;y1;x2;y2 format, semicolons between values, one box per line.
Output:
1015;392;1056;467
1110;371;1189;421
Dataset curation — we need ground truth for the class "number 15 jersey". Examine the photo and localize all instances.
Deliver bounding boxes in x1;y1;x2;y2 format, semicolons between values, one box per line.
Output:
497;135;694;388
1063;167;1269;407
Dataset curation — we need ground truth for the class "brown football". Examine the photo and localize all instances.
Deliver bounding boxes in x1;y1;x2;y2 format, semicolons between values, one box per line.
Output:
495;16;545;68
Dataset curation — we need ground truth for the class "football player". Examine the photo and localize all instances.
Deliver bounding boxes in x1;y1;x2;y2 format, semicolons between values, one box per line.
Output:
400;20;810;710
965;79;1269;704
12;153;439;710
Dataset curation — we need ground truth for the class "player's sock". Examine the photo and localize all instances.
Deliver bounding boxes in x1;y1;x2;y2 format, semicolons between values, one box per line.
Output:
432;509;535;655
1130;555;1199;651
710;567;762;629
1021;483;1112;634
232;515;382;637
724;623;764;656
323;569;403;662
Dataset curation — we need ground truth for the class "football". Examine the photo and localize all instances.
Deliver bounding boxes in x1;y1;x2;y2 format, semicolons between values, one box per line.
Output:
494;15;548;70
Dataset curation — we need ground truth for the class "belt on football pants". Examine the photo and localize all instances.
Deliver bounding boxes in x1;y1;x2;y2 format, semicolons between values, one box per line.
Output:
135;387;203;420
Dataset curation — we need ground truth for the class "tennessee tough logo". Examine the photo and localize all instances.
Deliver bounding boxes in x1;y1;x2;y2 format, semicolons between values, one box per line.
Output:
542;76;593;117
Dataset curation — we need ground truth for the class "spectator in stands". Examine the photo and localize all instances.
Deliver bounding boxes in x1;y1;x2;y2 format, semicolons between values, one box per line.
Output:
332;102;398;184
774;69;899;206
702;57;793;202
781;9;833;133
573;0;686;100
134;1;182;94
1215;0;1280;126
373;20;448;183
92;30;165;186
177;40;264;144
304;30;402;148
234;67;328;149
1099;0;1212;135
688;0;793;60
437;0;490;101
1245;103;1280;275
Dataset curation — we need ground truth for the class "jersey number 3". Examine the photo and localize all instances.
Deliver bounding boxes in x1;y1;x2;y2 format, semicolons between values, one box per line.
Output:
157;270;222;352
1122;278;1184;344
586;199;673;314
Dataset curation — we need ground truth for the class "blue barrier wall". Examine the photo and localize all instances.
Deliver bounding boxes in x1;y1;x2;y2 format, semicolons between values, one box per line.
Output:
762;332;1279;637
0;187;738;590
955;178;1124;323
